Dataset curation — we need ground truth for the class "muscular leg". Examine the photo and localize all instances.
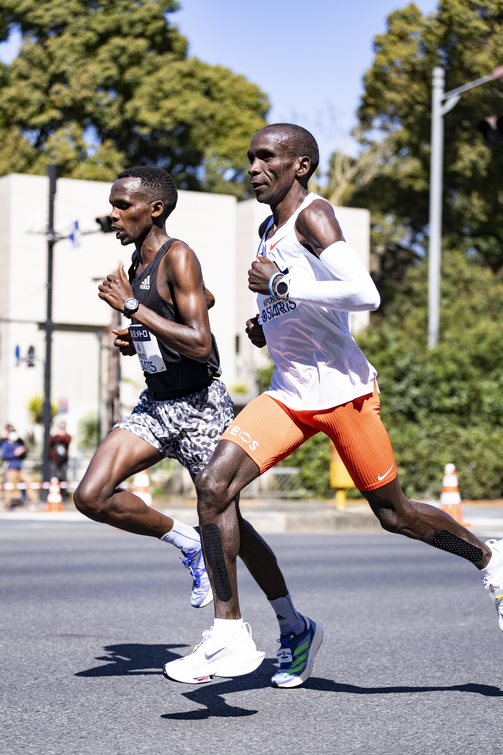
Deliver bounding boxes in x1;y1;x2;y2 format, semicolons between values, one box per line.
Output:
237;503;288;600
363;477;492;568
74;428;172;538
195;440;262;619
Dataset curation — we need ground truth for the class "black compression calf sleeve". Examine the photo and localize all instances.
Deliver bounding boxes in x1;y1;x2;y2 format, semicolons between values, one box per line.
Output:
201;523;232;602
431;530;483;563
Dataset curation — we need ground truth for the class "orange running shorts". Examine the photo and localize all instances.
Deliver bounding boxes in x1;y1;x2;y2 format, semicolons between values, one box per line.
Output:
222;384;397;492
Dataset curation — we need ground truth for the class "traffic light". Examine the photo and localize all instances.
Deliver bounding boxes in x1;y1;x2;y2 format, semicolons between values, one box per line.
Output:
478;115;503;147
95;215;115;233
26;346;36;367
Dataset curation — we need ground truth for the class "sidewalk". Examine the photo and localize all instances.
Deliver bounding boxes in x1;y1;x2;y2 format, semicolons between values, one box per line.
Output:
2;497;503;536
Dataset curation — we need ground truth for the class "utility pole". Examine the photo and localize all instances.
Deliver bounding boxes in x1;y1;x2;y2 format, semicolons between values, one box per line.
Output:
41;165;57;494
427;65;503;349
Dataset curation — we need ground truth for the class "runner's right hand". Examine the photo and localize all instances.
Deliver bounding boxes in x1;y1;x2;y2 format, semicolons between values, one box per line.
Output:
245;315;266;348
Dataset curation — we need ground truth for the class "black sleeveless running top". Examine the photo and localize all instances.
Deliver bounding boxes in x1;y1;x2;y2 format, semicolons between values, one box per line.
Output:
129;239;221;400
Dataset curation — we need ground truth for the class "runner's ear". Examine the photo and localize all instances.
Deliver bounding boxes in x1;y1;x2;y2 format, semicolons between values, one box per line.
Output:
296;155;311;178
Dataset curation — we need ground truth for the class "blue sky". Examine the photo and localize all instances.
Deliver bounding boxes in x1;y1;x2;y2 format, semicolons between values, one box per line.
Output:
0;0;438;165
174;0;439;162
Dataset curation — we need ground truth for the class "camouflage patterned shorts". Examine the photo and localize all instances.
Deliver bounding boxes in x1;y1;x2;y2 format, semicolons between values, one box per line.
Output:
114;380;234;476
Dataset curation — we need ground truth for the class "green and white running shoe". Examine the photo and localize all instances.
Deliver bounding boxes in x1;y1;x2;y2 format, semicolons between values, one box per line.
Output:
271;617;323;689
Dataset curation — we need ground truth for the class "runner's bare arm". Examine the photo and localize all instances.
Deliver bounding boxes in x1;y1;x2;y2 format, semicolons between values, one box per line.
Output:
98;247;212;362
204;287;216;310
141;244;213;361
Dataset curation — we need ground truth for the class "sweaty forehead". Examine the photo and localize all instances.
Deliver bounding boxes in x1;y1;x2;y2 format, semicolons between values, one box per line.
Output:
251;128;292;153
109;176;146;201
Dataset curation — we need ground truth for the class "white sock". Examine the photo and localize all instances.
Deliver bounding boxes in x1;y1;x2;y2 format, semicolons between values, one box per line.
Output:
270;593;305;636
213;618;244;637
160;520;201;553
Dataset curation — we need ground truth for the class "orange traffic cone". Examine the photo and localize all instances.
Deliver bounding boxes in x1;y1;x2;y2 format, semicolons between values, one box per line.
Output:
440;463;467;526
132;471;152;506
46;477;64;513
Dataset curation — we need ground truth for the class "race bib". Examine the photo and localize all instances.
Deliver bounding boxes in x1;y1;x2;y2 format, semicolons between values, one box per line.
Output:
259;294;297;325
129;324;167;374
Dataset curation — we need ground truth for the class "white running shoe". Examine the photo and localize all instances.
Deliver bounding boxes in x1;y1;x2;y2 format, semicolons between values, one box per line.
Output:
482;538;503;631
163;622;265;684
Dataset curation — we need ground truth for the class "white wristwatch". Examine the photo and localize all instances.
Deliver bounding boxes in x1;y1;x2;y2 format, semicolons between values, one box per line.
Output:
123;297;140;318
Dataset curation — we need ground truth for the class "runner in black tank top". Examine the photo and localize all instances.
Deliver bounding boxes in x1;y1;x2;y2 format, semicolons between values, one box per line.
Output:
74;166;305;670
128;239;221;400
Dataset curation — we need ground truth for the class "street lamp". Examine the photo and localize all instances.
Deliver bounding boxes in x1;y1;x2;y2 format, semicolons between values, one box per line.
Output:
427;64;503;349
41;165;57;493
40;169;105;494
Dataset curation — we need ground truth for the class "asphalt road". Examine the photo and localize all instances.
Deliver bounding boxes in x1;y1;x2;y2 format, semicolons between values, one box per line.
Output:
1;521;502;755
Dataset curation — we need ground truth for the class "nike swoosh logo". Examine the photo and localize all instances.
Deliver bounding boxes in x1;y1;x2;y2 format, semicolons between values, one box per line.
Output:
204;647;224;660
270;235;287;250
377;465;395;482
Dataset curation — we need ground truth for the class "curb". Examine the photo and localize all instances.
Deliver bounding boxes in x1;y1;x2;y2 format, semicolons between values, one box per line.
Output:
1;500;502;536
0;501;381;534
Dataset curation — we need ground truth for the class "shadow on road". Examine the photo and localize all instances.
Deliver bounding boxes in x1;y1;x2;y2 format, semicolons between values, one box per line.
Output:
161;659;278;720
75;642;187;676
75;643;503;721
307;678;503;697
162;672;503;721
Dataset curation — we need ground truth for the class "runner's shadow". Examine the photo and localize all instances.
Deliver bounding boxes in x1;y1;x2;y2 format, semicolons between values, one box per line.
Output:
161;659;278;720
75;643;186;677
161;662;503;721
308;678;503;697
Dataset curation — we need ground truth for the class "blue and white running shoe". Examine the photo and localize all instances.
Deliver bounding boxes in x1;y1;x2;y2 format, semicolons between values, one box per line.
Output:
271;616;323;688
181;548;213;608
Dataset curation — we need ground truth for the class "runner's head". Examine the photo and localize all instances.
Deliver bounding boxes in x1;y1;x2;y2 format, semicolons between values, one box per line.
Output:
261;124;319;177
108;167;177;246
248;123;319;205
116;167;178;219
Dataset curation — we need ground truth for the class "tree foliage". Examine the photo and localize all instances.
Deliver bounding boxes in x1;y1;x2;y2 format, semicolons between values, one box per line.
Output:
326;0;503;293
0;0;269;192
359;249;503;500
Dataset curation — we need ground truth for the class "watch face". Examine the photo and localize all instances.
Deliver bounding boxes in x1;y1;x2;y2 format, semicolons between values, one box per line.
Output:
125;298;138;310
276;280;288;295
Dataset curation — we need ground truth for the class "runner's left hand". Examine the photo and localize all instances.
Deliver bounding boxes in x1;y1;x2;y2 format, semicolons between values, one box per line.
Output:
98;265;133;312
112;328;136;356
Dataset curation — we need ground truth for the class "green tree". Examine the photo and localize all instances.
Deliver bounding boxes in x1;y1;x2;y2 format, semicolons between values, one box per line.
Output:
324;0;503;294
27;395;58;425
77;412;100;451
0;0;269;193
359;249;503;500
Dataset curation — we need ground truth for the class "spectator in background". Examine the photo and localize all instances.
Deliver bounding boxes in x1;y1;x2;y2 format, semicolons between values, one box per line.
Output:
49;420;72;500
1;424;35;509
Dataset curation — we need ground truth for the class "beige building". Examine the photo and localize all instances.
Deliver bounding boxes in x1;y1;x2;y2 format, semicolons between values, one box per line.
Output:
0;173;370;465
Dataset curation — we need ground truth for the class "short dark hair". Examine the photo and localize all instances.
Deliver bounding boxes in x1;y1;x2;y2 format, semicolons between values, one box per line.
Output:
263;123;320;178
117;166;178;218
